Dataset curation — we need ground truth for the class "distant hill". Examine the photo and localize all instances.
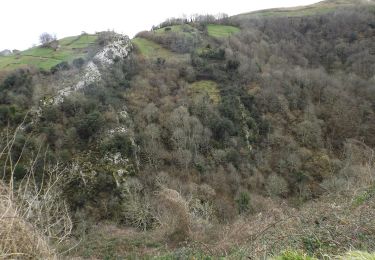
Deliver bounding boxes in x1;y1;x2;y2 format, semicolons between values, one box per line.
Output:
0;49;12;56
234;0;375;18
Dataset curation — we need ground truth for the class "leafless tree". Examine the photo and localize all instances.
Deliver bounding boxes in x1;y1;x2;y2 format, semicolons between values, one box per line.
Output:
39;32;57;48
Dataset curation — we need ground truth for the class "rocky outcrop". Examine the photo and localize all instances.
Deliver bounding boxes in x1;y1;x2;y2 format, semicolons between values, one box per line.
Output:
53;34;132;104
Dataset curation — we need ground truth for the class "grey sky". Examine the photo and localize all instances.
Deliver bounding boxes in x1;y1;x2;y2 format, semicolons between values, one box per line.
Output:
0;0;320;51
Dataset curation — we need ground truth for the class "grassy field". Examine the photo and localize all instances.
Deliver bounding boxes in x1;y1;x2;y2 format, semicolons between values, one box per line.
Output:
207;24;240;38
189;80;220;104
0;34;97;71
132;37;189;62
131;38;174;59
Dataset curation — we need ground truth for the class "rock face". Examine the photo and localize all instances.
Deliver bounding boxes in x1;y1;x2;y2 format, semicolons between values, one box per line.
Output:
54;34;132;104
36;33;139;177
94;36;132;66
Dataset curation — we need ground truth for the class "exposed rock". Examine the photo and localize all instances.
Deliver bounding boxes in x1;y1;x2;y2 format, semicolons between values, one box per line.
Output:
53;34;132;104
94;35;132;66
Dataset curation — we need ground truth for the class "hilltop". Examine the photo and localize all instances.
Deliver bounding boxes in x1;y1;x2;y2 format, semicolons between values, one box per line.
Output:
235;0;375;18
0;0;375;259
0;33;97;71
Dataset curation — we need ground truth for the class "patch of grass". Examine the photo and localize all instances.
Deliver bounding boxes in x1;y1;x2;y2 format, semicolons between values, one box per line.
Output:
132;37;188;62
273;250;317;260
353;184;375;206
338;251;375;260
132;38;172;59
153;248;214;260
207;24;240;38
58;36;79;46
0;55;62;71
0;34;97;71
66;34;97;49
21;47;55;57
189;80;221;104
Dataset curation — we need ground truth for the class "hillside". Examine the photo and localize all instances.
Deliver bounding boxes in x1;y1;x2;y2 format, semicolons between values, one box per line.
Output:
235;0;375;18
0;33;97;71
1;0;375;259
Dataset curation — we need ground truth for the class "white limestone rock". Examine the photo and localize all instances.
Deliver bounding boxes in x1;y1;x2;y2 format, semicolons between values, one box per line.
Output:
53;34;132;104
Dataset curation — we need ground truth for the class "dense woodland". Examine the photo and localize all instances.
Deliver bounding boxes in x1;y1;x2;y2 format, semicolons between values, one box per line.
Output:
1;1;375;258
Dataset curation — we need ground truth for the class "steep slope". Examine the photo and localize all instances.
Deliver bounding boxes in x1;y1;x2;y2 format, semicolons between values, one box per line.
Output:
0;1;375;258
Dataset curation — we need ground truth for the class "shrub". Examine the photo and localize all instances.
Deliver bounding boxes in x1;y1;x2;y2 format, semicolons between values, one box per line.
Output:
101;134;134;158
120;179;154;231
39;32;57;48
199;48;225;60
226;59;240;70
266;173;289;197
73;57;85;68
0;105;13;126
50;61;71;74
97;31;117;46
154;188;191;242
0;69;33;109
295;120;323;149
76;111;104;140
235;191;251;214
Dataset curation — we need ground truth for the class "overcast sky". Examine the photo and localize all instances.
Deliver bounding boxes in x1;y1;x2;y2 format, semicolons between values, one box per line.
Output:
1;0;321;51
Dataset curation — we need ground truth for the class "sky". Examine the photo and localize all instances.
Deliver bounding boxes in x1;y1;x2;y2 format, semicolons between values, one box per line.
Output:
0;0;321;51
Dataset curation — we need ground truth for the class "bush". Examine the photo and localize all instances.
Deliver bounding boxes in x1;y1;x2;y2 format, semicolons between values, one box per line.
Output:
50;61;71;74
226;59;240;70
97;31;117;46
0;105;14;126
101;134;134;158
155;188;191;242
235;191;251;214
73;57;85;68
120;179;154;230
76;111;104;140
266;173;289;197
199;48;225;60
39;32;57;48
0;69;33;108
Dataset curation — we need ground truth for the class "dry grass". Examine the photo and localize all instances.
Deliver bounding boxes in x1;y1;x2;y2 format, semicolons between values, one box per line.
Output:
153;188;192;243
0;183;55;259
0;123;73;259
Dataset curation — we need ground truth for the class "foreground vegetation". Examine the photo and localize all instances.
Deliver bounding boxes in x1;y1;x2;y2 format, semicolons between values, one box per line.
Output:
1;0;375;258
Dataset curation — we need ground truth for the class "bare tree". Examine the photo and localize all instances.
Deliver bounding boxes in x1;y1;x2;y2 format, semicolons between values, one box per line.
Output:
39;32;57;48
